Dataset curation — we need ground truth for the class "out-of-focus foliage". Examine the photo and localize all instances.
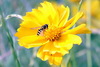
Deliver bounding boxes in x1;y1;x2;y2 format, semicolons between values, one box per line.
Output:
0;0;100;67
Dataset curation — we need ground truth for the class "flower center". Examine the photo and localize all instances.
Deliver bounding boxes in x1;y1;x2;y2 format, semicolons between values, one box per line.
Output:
44;26;62;41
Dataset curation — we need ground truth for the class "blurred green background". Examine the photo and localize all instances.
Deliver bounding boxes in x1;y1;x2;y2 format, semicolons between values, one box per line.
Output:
0;0;100;67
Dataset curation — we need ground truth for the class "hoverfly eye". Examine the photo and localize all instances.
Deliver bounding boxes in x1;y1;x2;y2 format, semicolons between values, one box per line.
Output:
43;24;48;29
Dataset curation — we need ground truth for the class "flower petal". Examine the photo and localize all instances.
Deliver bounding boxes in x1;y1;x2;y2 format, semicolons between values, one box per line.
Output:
61;34;82;45
18;35;48;48
53;56;62;65
42;41;53;52
32;9;50;25
37;48;63;65
15;27;38;38
40;1;58;25
64;24;91;34
22;12;41;28
54;39;73;51
62;12;83;30
42;41;69;55
53;34;82;52
37;46;49;61
58;6;70;27
48;53;62;65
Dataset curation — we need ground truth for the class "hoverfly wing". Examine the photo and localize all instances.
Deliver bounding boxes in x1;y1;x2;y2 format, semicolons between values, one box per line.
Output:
30;27;41;30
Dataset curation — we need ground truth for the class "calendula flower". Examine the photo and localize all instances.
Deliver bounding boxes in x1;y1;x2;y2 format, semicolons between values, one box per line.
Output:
15;1;91;65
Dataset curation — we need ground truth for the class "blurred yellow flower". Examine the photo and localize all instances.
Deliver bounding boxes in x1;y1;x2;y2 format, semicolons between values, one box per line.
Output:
15;1;91;65
71;0;100;28
70;0;80;2
82;0;100;19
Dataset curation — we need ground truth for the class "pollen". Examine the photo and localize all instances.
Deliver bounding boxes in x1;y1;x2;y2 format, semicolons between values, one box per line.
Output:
44;26;62;41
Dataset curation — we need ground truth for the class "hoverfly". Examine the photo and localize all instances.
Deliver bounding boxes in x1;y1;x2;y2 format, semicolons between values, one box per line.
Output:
31;24;48;36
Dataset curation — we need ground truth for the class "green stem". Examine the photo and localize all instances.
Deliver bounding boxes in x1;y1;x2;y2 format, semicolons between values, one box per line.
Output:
86;34;92;67
71;47;77;67
78;0;83;11
0;8;21;67
86;0;92;67
61;54;70;67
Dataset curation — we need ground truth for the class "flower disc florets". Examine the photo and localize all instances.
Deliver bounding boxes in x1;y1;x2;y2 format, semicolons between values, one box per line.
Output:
44;26;62;41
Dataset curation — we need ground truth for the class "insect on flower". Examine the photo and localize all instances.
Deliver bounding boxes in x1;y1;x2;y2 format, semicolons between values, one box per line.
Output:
37;24;48;36
30;24;48;36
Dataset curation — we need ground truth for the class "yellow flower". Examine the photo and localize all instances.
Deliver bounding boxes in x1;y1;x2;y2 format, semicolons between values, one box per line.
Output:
15;1;91;65
71;0;100;28
70;0;80;2
82;0;100;19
